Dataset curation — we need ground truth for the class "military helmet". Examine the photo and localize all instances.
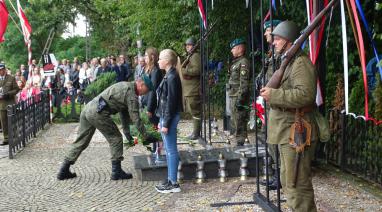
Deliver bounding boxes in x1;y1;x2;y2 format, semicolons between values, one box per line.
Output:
271;20;300;42
185;37;195;46
263;20;282;30
230;38;246;49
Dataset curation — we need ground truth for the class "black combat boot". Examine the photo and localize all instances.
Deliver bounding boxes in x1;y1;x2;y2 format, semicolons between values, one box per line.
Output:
57;159;77;180
111;160;133;180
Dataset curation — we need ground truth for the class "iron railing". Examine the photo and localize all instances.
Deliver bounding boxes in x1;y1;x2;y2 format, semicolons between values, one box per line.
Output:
327;109;382;185
7;91;51;159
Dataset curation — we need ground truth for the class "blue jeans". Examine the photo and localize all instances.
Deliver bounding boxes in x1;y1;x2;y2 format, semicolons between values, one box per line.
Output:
160;113;180;183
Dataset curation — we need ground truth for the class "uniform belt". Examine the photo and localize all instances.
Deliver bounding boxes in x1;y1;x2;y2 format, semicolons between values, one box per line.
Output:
275;104;315;113
183;75;199;80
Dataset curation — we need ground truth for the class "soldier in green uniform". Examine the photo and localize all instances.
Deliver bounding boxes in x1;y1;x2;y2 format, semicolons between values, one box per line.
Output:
0;63;20;145
57;75;155;181
181;38;201;140
256;19;282;190
228;38;251;146
260;21;318;211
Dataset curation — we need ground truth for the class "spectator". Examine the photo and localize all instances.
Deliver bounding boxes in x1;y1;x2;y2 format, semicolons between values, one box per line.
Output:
71;57;80;74
96;58;111;77
15;70;22;82
16;80;25;103
110;56;125;82
51;70;65;114
70;64;80;90
89;58;100;82
118;54;132;81
79;62;90;90
31;66;42;88
134;56;146;80
20;64;29;81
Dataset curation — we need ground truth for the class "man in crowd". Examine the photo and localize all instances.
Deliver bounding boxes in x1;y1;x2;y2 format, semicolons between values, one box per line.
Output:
89;58;100;82
57;75;156;181
96;58;111;77
181;38;201;140
118;54;133;81
228;38;251;146
0;63;20;145
20;64;29;81
134;56;146;80
260;21;318;211
257;19;282;190
110;56;125;82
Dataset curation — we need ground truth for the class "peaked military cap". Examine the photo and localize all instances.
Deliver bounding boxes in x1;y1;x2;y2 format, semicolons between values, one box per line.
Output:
230;38;246;49
0;63;5;69
141;74;154;91
263;20;282;30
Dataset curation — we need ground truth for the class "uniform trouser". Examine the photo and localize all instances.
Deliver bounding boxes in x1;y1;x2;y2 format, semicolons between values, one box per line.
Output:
184;96;201;133
65;103;125;162
0;110;8;140
279;140;317;212
229;96;248;142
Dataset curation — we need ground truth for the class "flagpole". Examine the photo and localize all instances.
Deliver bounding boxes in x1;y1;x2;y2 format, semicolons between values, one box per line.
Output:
6;9;23;34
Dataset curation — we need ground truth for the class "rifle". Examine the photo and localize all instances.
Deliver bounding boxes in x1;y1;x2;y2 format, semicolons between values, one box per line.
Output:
181;20;219;68
266;0;338;89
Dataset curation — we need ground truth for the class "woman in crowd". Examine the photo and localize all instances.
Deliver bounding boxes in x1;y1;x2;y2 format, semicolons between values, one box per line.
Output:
15;70;23;82
79;62;90;90
31;66;42;87
155;49;183;193
70;64;80;90
142;47;163;151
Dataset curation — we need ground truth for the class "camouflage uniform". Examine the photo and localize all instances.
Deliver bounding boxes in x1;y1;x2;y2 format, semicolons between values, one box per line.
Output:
65;81;146;162
228;56;251;144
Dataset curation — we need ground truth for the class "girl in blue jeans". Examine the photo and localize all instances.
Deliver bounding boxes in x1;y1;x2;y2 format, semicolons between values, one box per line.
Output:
155;49;183;193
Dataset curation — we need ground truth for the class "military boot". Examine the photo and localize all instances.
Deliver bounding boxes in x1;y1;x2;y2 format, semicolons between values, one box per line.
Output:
187;119;200;140
57;159;77;180
111;160;133;180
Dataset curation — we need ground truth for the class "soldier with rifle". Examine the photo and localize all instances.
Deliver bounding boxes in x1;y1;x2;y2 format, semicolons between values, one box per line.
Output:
181;38;202;140
256;19;282;190
260;20;318;211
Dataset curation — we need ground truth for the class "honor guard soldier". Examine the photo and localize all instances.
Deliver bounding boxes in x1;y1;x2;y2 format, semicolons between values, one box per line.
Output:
261;21;318;211
257;19;282;190
181;37;202;140
57;75;156;181
228;38;251;146
0;63;20;145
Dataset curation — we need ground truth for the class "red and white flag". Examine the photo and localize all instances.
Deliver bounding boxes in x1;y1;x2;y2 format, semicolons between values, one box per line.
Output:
17;0;32;45
0;0;9;43
197;0;207;29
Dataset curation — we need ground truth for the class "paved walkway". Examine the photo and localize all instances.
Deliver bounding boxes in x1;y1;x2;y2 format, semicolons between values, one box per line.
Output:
0;124;171;212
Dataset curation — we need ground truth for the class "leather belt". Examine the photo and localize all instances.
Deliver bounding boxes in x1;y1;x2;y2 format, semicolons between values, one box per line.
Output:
275;104;315;113
183;75;199;80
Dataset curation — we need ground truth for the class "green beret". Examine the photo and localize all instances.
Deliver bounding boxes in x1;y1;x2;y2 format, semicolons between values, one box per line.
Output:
230;38;246;49
263;20;281;30
141;74;154;91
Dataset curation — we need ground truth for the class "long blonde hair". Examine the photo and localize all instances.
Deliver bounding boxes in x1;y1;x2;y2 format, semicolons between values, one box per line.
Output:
144;47;159;74
159;49;179;73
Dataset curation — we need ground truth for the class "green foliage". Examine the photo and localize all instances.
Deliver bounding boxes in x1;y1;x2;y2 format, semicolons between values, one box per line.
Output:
84;72;117;99
348;72;365;115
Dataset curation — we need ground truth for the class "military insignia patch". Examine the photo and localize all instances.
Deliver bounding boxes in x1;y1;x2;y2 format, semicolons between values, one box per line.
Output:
241;70;247;75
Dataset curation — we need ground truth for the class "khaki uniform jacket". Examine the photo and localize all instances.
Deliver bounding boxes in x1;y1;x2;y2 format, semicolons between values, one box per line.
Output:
267;52;318;145
181;52;201;97
0;74;20;110
96;81;145;136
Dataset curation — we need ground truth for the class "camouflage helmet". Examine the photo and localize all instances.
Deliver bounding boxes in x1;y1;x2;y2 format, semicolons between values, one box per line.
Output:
271;20;299;42
185;37;195;45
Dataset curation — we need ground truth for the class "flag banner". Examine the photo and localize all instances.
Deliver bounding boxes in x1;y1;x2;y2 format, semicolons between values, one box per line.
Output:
17;0;32;44
197;0;207;29
0;0;8;43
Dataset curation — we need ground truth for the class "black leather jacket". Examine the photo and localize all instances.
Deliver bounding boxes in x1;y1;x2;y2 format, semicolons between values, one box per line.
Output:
156;67;183;128
145;66;163;114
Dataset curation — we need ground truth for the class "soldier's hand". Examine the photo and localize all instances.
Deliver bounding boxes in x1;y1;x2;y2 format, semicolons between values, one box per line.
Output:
260;87;271;102
125;134;134;142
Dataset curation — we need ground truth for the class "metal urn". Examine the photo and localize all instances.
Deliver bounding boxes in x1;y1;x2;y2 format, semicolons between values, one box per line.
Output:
218;152;227;182
177;161;184;184
195;155;206;184
239;152;249;181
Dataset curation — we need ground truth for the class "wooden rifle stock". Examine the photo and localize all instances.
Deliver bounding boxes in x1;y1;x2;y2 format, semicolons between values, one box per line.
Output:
266;0;338;89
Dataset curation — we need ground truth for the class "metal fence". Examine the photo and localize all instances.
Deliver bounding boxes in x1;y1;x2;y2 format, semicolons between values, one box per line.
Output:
327;109;382;185
7;91;51;159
